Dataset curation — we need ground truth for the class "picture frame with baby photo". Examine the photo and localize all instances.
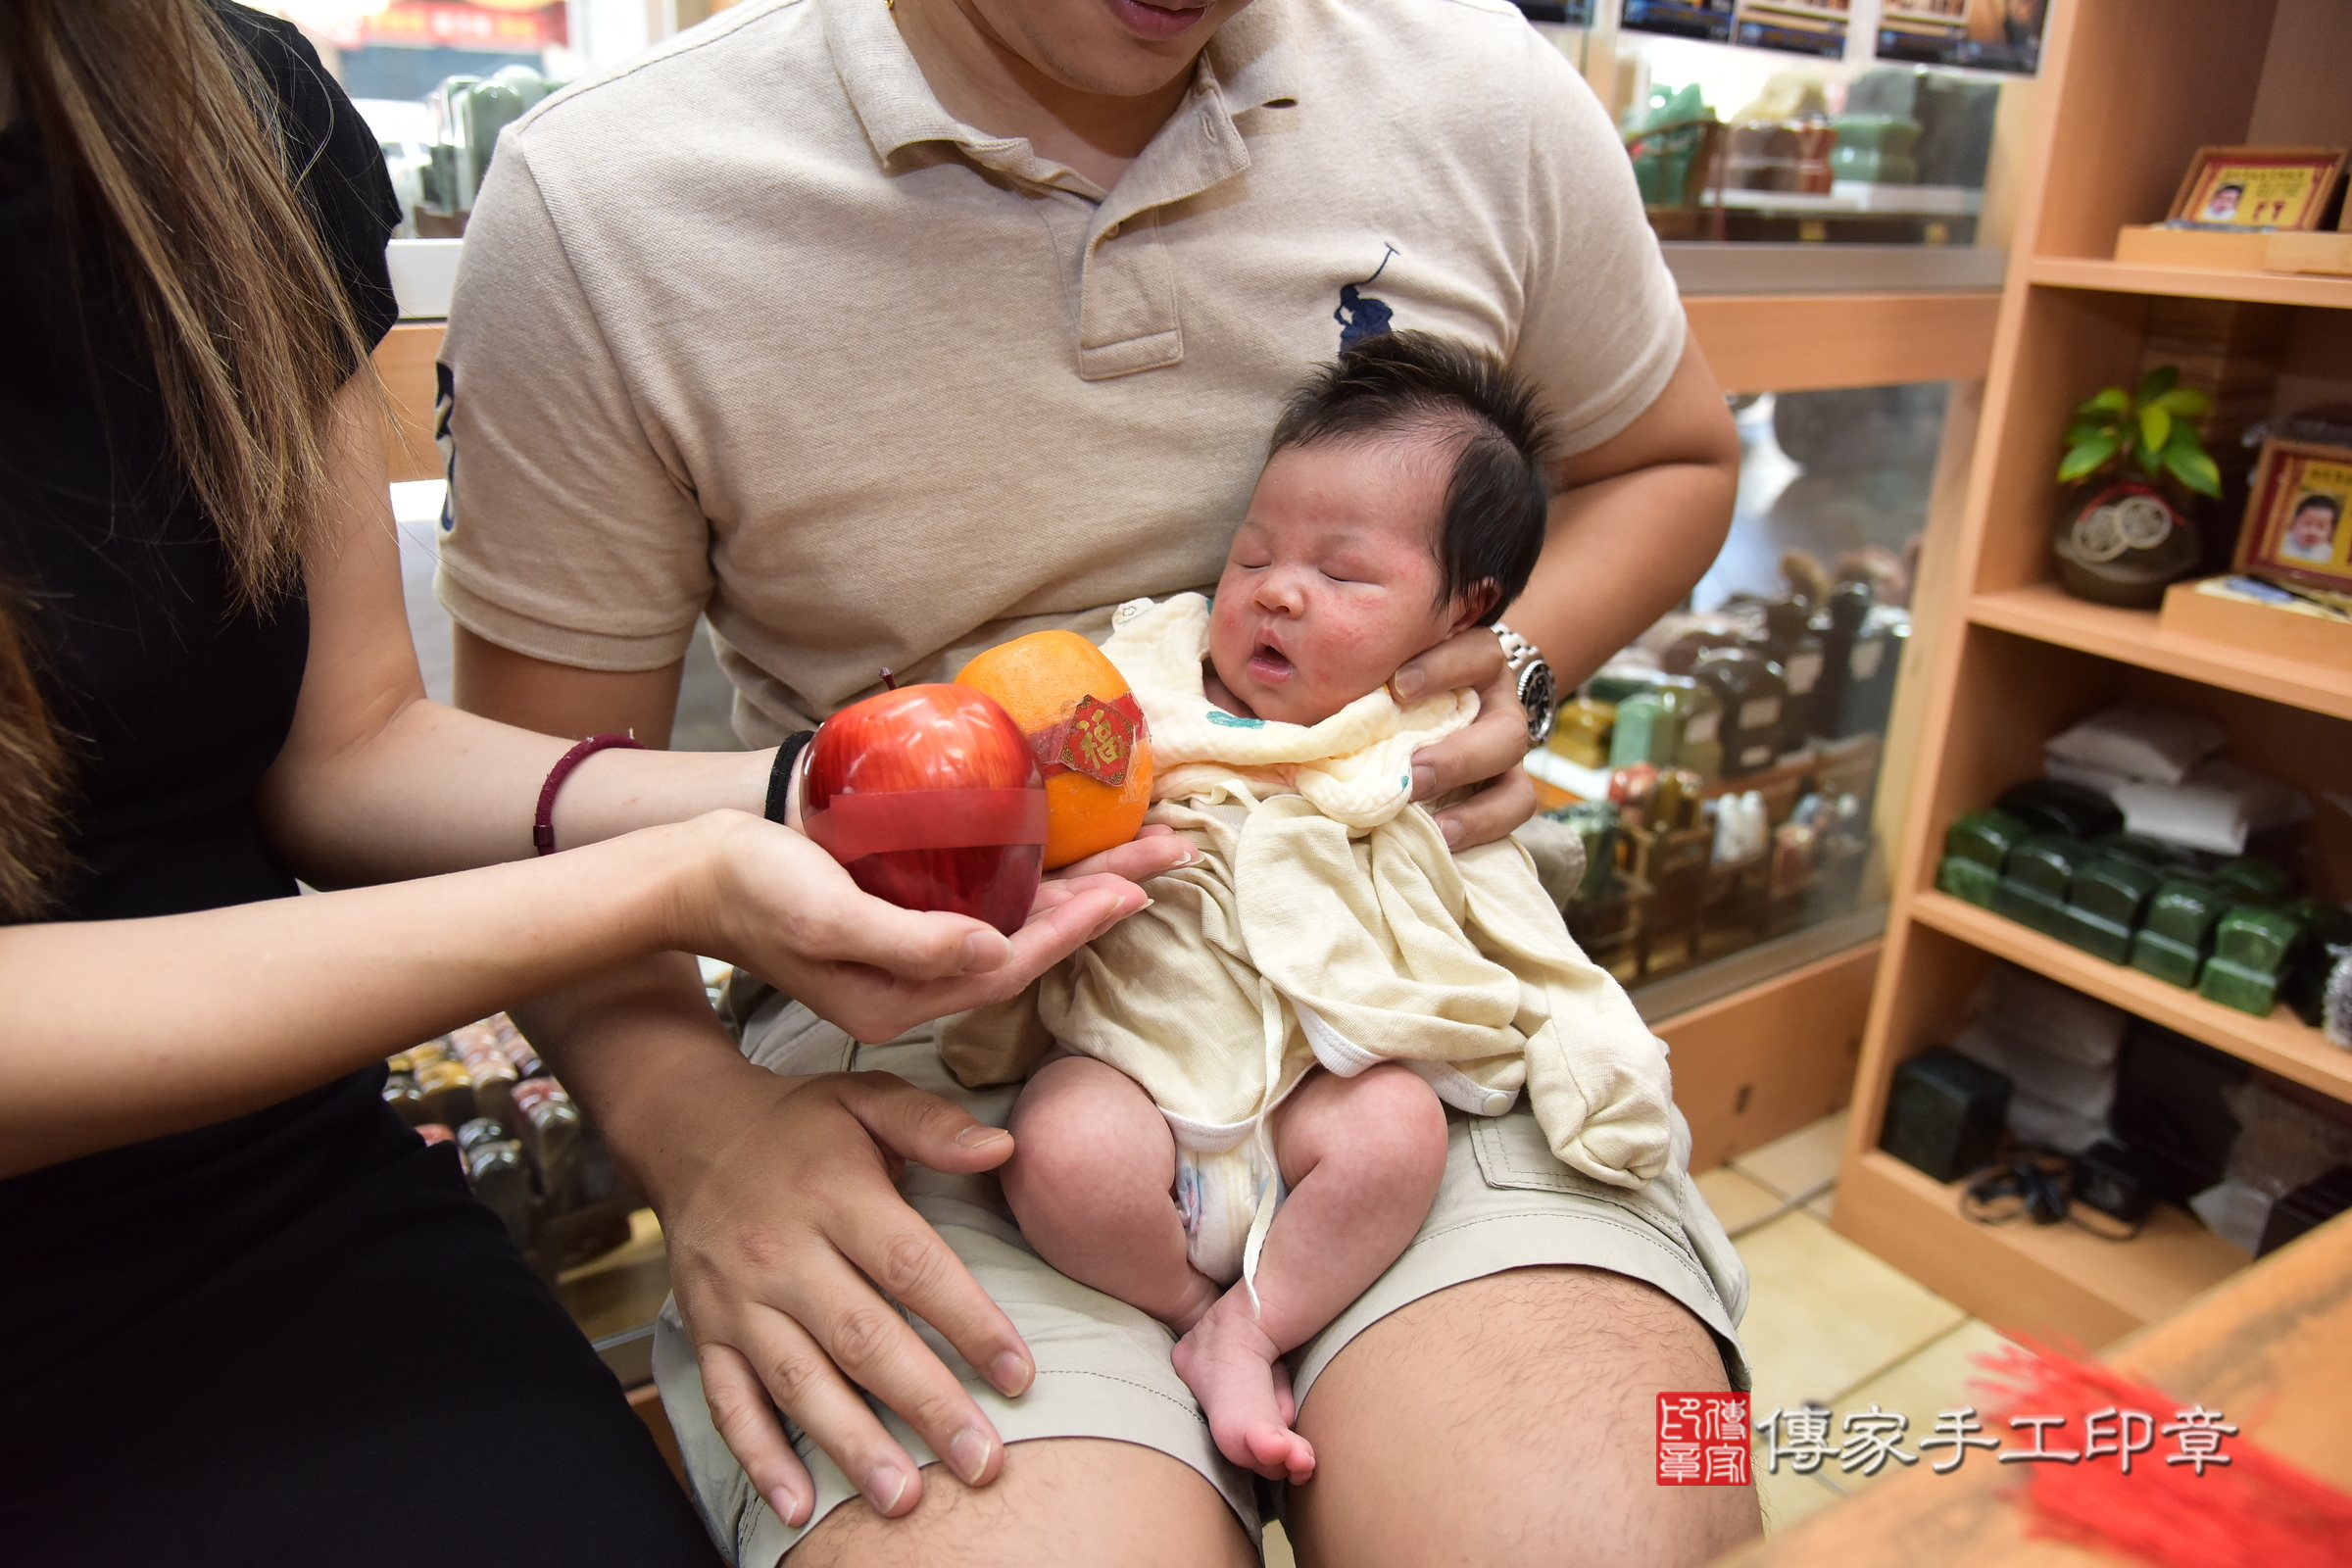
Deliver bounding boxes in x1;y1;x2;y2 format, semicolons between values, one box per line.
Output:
2166;146;2345;231
2238;438;2352;596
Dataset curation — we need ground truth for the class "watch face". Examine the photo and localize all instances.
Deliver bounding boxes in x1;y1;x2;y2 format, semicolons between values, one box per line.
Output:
1519;663;1556;745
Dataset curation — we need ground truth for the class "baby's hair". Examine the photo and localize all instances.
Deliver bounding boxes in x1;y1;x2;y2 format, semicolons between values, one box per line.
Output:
1268;330;1554;626
2293;494;2340;522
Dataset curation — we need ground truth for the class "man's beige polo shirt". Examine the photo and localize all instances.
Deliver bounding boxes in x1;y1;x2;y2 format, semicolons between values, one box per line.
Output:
436;0;1686;742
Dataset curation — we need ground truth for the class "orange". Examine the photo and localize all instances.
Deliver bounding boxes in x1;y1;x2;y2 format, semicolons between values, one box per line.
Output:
957;630;1152;869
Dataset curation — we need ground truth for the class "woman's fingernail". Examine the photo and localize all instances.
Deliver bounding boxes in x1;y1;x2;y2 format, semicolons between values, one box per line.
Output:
960;931;1000;972
955;1124;1012;1152
1411;763;1437;798
766;1486;808;1527
1441;815;1465;847
1393;667;1426;701
948;1426;994;1485
864;1466;909;1516
991;1350;1033;1396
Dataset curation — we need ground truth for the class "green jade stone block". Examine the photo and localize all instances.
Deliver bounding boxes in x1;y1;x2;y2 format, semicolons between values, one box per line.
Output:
1936;855;2001;907
2086;833;2185;876
1609;688;1684;770
2214;858;2291;906
2072;853;2160;928
2212;904;2301;970
2199;956;2282;1016
2129;880;2228;989
2282;901;2352;1026
2006;834;2090;901
1588;672;1665;706
2198;905;2302;1016
1944;808;2033;871
1991;835;2090;940
2056;907;2135;963
1992;876;2072;939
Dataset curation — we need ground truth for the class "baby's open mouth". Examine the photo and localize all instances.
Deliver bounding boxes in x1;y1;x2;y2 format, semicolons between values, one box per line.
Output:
1248;643;1295;682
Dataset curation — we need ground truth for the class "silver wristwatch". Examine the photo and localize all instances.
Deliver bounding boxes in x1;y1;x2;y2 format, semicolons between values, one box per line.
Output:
1491;620;1556;749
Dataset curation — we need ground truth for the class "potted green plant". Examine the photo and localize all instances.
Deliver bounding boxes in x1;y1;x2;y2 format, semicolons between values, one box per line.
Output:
2051;367;2222;608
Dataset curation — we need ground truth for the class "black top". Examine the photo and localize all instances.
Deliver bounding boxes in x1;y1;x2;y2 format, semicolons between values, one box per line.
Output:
0;19;717;1564
0;0;403;1363
0;1;399;924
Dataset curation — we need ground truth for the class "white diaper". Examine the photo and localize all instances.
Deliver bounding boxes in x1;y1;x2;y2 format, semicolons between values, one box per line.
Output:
1174;1138;1286;1288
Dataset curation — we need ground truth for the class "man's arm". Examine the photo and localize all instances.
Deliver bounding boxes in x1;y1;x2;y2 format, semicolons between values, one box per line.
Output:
1509;334;1740;687
1392;336;1738;849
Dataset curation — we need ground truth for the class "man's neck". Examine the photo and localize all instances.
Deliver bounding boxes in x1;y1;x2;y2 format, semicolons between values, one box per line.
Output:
891;0;1198;192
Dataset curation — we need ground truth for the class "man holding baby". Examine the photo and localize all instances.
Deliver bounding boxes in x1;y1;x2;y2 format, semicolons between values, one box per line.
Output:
436;0;1754;1561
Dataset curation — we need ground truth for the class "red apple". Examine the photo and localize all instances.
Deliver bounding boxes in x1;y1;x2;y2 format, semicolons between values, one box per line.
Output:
803;684;1047;936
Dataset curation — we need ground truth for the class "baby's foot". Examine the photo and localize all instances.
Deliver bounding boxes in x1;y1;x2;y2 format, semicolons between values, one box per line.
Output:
1172;1303;1315;1485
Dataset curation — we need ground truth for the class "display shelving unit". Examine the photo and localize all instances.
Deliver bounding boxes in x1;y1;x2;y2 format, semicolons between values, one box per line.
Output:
1836;0;2352;1350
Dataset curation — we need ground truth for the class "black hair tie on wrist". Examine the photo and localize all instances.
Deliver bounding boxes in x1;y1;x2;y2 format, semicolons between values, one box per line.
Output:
766;729;817;824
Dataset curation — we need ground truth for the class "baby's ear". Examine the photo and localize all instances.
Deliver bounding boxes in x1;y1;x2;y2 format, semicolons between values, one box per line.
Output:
1449;579;1500;634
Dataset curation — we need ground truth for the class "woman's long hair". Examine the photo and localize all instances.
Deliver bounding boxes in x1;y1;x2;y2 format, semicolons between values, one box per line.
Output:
0;0;368;916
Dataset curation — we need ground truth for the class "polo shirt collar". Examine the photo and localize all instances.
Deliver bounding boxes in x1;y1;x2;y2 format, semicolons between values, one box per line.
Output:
822;0;1301;198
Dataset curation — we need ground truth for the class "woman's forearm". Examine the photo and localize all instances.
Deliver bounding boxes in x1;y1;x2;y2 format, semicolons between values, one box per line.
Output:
0;816;707;1178
249;372;773;890
265;692;773;886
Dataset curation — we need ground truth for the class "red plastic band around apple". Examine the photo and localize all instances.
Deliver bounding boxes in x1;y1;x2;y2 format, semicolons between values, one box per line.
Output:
804;787;1049;863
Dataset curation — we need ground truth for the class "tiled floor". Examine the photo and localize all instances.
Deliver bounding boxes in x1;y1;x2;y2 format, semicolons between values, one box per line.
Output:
1708;1109;2016;1531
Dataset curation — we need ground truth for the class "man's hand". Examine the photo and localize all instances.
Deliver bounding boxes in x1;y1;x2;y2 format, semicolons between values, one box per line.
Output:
1391;627;1539;851
662;1066;1035;1528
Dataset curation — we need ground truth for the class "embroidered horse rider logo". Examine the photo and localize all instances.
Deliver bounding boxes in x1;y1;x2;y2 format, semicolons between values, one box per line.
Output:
1335;245;1398;352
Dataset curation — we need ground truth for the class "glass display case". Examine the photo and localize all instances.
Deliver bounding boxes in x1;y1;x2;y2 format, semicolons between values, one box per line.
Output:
1523;0;2036;253
1528;381;1956;997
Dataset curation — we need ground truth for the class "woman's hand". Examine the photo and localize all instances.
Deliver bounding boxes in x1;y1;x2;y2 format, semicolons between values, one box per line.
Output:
1390;626;1539;850
683;809;1147;1044
613;809;1162;1524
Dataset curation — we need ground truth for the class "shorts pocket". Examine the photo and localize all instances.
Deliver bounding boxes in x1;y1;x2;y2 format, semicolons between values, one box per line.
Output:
1468;1111;1691;1252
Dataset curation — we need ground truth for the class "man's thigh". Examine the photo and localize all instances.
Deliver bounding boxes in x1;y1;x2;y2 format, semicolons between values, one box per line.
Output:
1289;1267;1761;1568
790;1438;1256;1568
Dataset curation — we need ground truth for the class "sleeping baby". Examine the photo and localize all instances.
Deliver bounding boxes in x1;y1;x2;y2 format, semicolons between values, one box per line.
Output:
956;331;1677;1487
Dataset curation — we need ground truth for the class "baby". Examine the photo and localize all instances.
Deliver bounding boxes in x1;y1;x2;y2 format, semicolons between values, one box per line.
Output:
977;332;1677;1486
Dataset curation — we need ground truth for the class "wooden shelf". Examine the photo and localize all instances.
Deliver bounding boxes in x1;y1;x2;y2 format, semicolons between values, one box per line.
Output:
1910;890;2352;1102
2027;255;2352;311
1837;1149;2247;1348
1967;583;2352;721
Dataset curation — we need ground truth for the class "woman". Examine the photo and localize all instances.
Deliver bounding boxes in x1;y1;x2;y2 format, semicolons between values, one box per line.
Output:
0;3;1160;1560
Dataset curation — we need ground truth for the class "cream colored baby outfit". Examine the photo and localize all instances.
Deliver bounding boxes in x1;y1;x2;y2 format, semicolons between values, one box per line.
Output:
1016;594;1677;1291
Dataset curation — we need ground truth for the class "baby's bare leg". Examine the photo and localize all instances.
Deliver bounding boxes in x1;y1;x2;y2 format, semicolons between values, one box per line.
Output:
1002;1055;1223;1332
1173;1064;1448;1485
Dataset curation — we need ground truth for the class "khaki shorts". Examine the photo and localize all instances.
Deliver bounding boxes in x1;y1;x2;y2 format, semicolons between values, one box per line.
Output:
655;991;1750;1567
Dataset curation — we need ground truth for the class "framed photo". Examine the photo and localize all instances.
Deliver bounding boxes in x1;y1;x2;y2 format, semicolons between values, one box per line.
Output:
2238;438;2352;593
2167;147;2345;231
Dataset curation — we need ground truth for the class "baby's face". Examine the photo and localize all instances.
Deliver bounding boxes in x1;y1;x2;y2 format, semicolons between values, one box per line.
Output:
1208;437;1474;726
